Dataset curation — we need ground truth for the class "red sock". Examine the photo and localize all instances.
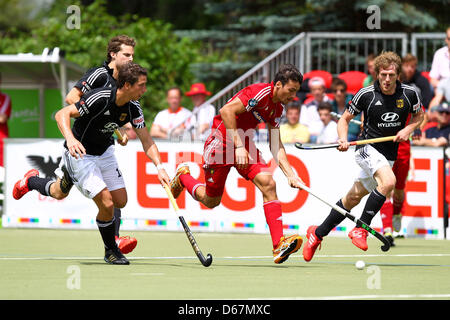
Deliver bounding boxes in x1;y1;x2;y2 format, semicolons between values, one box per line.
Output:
380;199;393;231
263;200;283;249
179;174;203;200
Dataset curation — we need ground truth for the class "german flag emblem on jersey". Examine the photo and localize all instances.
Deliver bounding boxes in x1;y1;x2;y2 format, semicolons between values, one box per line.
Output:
396;99;404;108
119;113;127;121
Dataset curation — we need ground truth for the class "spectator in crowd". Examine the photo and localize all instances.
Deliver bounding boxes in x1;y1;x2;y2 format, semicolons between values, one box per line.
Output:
280;99;310;144
429;27;450;90
429;77;450;110
299;76;331;143
150;87;192;140
183;83;216;141
427;77;450;128
0;73;11;167
330;78;361;141
401;53;434;109
316;102;338;144
363;54;376;87
413;102;450;147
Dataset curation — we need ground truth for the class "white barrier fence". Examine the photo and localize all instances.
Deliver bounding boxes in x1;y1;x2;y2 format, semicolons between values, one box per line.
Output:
3;139;447;239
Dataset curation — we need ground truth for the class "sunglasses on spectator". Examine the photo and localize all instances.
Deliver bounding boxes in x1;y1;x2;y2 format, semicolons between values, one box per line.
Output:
438;111;450;115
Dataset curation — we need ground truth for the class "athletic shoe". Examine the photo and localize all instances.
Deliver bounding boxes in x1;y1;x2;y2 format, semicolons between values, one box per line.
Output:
348;227;369;251
303;226;322;262
273;234;303;264
104;248;130;265
60;165;74;194
392;214;402;232
12;169;39;200
115;236;137;254
383;227;395;247
170;163;190;199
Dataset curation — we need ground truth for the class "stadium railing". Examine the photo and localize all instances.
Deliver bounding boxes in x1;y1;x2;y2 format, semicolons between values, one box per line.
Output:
204;32;445;111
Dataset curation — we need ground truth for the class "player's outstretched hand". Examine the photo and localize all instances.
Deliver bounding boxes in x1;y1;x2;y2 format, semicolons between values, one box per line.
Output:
157;168;171;187
67;138;86;159
337;138;350;152
288;175;305;190
117;132;129;146
235;147;249;170
394;128;411;143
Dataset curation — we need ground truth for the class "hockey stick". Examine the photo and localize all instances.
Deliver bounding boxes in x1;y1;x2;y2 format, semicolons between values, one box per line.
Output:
115;128;124;141
163;184;213;267
295;135;396;150
117;128;213;266
299;183;391;252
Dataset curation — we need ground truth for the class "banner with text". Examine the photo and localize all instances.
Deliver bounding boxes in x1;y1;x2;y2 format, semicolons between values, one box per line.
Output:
3;139;447;239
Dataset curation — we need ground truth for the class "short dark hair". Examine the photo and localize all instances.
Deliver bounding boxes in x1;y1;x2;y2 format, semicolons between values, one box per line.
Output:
366;53;376;63
402;53;418;65
107;35;136;63
117;62;147;88
286;100;301;111
331;78;347;92
273;64;303;86
318;102;332;112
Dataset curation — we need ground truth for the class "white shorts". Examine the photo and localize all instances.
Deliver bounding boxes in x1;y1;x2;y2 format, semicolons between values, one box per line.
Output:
55;145;125;199
354;144;394;192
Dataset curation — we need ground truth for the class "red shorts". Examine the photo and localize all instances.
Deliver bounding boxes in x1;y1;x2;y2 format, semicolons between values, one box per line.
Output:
393;141;411;190
202;135;270;197
203;163;270;197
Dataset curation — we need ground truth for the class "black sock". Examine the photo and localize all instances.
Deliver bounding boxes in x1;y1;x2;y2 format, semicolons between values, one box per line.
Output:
359;189;386;225
316;199;348;239
96;217;117;251
27;176;54;196
114;208;121;237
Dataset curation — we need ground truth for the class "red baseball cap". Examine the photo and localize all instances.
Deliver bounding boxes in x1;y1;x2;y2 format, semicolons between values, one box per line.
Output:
185;83;211;96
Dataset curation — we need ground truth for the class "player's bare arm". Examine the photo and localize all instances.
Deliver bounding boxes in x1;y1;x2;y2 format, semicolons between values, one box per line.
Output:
65;87;83;105
219;97;248;169
54;104;86;159
394;109;425;142
134;126;170;186
0;113;8;124
337;109;355;152
268;124;304;189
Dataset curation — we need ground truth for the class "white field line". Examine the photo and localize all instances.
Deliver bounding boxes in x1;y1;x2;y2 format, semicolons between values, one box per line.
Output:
249;293;450;300
1;253;450;260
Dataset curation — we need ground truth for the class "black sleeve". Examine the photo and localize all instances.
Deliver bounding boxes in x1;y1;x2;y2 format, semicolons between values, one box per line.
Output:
74;67;109;93
407;87;422;114
74;88;111;118
347;89;371;116
129;100;146;129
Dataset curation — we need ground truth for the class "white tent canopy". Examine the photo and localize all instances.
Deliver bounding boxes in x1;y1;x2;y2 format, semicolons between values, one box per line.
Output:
0;48;85;137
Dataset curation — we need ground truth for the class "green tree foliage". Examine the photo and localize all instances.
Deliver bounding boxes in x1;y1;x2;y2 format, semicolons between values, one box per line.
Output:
1;0;448;113
175;0;448;91
0;0;201;123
